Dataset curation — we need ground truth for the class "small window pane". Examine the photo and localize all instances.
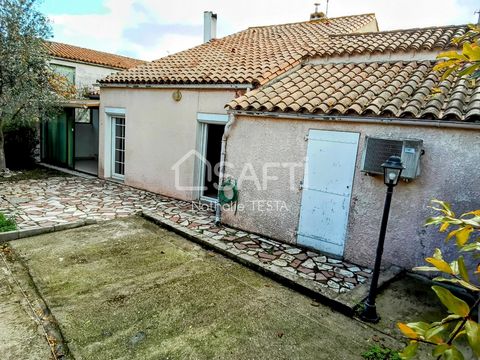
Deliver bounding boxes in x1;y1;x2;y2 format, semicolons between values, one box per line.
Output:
75;108;91;123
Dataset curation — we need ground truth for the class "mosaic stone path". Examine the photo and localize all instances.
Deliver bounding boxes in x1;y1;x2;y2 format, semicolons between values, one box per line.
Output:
1;176;371;293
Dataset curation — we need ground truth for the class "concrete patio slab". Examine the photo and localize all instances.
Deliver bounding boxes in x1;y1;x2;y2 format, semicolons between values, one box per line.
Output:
7;217;408;360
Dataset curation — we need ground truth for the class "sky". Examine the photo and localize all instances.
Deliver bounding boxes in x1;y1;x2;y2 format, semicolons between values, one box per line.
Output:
38;0;480;61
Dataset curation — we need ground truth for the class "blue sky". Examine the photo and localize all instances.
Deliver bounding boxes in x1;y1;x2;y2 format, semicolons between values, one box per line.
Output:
38;0;480;61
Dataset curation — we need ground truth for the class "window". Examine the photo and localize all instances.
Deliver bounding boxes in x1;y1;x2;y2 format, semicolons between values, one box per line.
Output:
112;117;125;178
51;63;76;85
75;108;91;123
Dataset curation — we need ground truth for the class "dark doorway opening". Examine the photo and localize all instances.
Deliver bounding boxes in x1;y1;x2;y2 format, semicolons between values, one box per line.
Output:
203;123;224;198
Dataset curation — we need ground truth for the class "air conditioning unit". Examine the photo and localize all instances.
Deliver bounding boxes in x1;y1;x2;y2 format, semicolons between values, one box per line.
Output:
361;137;423;180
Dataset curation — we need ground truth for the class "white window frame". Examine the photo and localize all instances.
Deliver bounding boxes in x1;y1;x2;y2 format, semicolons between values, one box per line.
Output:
195;113;228;202
104;107;126;180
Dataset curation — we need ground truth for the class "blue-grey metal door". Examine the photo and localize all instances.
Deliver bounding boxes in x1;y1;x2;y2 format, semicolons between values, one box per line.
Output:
297;130;359;256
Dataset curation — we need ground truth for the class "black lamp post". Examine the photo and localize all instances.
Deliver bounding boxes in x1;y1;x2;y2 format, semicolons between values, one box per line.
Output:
360;155;404;323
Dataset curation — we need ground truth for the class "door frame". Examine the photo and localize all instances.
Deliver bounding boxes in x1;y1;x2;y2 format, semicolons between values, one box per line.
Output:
195;112;228;202
104;107;126;180
110;116;126;181
296;129;360;257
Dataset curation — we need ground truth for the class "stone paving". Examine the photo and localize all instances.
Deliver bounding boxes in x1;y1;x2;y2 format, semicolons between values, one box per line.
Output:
0;176;371;294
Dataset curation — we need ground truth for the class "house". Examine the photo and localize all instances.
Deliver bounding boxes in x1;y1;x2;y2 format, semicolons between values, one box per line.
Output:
98;12;378;198
224;25;480;269
41;42;144;175
97;11;479;270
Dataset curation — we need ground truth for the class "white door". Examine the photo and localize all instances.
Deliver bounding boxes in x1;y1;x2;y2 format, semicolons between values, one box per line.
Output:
111;117;125;179
297;130;359;256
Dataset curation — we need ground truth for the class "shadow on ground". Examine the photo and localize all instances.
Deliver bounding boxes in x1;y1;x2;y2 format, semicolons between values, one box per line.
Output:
5;216;444;359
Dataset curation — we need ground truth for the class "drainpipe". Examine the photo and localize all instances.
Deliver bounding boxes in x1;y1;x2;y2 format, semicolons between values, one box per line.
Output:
215;112;236;225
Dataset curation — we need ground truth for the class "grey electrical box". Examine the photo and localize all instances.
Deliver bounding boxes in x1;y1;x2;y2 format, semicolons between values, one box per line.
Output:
361;137;423;180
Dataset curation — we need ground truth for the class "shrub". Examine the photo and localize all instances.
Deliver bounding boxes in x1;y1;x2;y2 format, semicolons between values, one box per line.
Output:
362;345;402;360
0;213;16;232
398;200;480;359
4;123;38;170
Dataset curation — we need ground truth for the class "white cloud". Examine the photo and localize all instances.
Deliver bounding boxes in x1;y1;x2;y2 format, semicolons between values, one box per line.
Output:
46;0;479;61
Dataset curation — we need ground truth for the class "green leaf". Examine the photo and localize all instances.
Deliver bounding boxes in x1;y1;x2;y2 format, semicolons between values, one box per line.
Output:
399;341;418;360
425;216;444;226
457;63;480;78
455;226;474;247
465;320;480;356
413;266;442;272
433;344;451;357
431;314;462;327
425;324;447;342
443;347;465;360
398;323;419;339
463;43;480;61
460;243;480;252
406;321;430;337
441;67;456;81
431;200;454;216
433;248;444;260
436;50;467;61
432;285;470;317
434;277;480;292
457;256;470;282
426;257;453;274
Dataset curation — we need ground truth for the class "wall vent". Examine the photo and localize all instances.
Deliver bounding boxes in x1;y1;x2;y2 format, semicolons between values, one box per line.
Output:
361;137;423;180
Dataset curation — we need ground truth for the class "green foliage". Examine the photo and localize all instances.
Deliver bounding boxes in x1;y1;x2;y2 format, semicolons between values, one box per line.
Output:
4;123;37;169
434;24;480;81
398;200;480;359
362;345;402;360
0;0;62;170
0;213;16;232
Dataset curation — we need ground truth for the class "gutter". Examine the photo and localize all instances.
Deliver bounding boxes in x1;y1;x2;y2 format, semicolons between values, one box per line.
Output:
98;83;253;90
229;110;480;130
215;113;236;225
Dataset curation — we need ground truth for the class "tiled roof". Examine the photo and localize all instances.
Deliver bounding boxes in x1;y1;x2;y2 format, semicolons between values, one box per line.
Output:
227;62;480;121
313;25;466;57
47;41;145;70
100;13;377;85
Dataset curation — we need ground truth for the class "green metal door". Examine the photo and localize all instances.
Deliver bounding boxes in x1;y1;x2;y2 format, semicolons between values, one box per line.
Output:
41;108;74;168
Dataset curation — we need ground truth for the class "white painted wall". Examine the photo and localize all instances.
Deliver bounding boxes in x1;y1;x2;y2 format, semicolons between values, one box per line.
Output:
99;87;237;200
50;58;120;91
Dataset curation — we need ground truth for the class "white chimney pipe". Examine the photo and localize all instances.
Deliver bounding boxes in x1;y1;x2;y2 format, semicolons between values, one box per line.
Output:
203;11;217;43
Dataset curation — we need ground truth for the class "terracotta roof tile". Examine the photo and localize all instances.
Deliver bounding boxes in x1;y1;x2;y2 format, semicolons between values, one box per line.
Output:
227;62;480;121
313;25;466;56
47;41;145;70
101;14;377;85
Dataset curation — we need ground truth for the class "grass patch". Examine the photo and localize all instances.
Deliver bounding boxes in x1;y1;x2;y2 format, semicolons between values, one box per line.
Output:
0;166;70;183
0;213;17;232
362;345;401;360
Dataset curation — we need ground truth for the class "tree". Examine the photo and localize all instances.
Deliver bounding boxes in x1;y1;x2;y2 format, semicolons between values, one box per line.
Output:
397;26;480;360
0;0;61;171
434;24;480;80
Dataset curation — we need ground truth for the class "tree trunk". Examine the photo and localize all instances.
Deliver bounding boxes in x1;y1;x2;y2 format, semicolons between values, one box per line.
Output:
0;120;6;172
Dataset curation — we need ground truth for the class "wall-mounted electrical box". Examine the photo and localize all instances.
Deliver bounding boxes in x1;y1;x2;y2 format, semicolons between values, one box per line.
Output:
361;137;423;180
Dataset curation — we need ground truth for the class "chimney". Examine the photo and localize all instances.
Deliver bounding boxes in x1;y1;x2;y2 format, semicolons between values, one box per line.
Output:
203;11;217;43
310;2;327;21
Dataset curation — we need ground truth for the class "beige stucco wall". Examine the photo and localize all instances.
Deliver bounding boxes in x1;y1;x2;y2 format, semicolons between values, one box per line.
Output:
50;58;119;90
222;115;480;269
98;87;236;200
